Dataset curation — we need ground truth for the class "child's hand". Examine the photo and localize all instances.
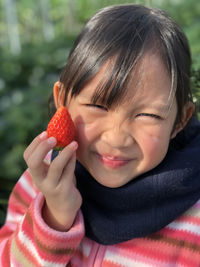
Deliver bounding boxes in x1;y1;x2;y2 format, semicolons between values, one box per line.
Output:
23;131;82;231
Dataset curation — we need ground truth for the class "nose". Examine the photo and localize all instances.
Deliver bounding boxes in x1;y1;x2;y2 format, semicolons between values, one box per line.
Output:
101;120;134;148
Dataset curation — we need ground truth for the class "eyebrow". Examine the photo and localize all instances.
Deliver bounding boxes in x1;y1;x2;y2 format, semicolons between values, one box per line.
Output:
149;103;171;112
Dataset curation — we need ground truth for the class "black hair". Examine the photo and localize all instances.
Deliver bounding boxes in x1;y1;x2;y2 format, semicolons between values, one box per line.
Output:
53;4;193;125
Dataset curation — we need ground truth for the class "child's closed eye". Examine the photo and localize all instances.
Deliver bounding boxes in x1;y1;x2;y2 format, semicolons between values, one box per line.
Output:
136;113;163;120
85;104;108;111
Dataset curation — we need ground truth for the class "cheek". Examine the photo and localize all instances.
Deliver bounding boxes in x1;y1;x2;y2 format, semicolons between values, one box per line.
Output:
138;127;171;164
74;119;100;149
145;136;167;156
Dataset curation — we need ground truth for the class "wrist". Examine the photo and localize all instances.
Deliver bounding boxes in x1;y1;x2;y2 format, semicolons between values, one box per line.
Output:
42;201;77;231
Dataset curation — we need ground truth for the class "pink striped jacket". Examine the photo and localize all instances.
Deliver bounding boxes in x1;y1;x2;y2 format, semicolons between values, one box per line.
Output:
1;167;200;266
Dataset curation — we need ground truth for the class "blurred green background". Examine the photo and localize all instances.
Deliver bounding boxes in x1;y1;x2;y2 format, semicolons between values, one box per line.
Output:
0;0;200;224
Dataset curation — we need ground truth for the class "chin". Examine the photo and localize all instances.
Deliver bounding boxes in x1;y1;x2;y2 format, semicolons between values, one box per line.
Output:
92;173;132;188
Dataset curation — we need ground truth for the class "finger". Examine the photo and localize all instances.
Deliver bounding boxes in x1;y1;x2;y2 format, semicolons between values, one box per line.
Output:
47;141;78;186
61;151;77;187
23;131;48;162
27;137;57;180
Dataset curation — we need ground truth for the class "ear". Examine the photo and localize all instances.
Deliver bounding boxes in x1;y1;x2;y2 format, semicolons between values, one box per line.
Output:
53;81;65;109
171;101;195;139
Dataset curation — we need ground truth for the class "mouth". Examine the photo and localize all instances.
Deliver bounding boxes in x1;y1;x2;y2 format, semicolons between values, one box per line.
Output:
96;153;132;168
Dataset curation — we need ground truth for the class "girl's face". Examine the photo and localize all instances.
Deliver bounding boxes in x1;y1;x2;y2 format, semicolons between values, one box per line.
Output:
66;53;180;188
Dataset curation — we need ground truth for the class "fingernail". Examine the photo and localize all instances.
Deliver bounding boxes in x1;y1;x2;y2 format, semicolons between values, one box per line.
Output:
69;141;78;150
39;131;47;139
47;137;57;145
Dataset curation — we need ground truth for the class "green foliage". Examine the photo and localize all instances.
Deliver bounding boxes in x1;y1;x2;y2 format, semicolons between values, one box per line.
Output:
191;68;200;113
0;38;75;180
75;0;152;22
159;0;200;70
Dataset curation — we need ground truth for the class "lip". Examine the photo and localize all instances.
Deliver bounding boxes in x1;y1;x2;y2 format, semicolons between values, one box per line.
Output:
96;153;132;168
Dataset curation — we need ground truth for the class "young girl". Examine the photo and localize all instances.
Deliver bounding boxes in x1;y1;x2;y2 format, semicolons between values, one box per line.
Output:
1;4;200;267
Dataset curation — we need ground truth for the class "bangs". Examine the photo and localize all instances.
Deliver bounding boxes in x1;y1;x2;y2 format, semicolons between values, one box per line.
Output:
90;49;143;108
90;47;177;121
68;34;148;108
69;38;176;113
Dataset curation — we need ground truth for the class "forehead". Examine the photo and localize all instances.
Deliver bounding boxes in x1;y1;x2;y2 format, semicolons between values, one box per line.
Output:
127;53;172;103
79;52;173;108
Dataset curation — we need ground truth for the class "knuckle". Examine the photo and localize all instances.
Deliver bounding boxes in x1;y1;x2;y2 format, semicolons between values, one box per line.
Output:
50;160;63;174
27;159;39;170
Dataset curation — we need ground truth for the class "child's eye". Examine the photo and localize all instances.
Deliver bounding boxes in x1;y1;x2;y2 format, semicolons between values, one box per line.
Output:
136;113;162;120
86;104;108;111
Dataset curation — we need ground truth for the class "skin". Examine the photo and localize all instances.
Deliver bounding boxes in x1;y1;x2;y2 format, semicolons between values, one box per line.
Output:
24;52;194;231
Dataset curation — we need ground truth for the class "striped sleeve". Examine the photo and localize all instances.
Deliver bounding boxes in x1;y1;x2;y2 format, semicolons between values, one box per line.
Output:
0;170;85;266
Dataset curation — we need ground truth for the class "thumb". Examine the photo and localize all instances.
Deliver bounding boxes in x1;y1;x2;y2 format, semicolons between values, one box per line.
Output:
61;149;77;185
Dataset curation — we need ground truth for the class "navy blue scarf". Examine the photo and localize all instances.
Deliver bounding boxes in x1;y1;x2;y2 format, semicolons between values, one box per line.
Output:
52;117;200;245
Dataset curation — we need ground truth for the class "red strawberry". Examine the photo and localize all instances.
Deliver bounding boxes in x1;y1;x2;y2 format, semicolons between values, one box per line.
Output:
47;106;75;150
